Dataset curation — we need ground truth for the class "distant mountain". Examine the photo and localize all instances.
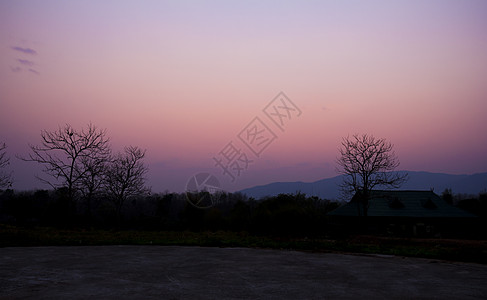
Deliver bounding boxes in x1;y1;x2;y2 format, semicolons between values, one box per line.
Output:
239;171;487;200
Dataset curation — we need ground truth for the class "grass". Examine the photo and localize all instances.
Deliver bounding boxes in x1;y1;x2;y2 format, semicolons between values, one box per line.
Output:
1;224;486;264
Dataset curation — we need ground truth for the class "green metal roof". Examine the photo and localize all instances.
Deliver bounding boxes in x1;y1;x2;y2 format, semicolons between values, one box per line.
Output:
328;190;476;218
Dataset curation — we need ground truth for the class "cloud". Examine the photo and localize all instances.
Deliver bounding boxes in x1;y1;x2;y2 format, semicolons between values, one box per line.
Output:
11;46;37;55
17;59;34;66
28;68;40;75
10;66;22;72
9;48;40;75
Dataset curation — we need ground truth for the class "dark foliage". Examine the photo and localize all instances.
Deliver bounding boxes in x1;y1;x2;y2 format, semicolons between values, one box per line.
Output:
0;189;340;237
1;189;484;238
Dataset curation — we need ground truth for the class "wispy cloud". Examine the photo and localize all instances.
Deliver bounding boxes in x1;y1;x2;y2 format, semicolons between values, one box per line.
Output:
28;69;40;75
10;66;22;72
17;59;34;66
11;46;37;55
9;46;41;75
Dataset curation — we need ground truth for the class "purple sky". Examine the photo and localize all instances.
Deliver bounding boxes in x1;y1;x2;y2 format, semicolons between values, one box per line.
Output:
1;0;486;192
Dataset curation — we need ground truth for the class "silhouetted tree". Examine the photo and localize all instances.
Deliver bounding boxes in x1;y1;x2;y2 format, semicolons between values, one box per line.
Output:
76;141;111;220
336;134;407;218
441;188;454;205
0;142;12;188
104;146;150;221
21;123;110;202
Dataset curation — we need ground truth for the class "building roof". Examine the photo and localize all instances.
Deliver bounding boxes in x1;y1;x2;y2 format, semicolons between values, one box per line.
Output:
328;190;476;218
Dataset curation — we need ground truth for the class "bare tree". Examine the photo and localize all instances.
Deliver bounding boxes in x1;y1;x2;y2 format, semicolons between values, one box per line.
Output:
76;141;111;219
0;142;12;189
21;123;110;201
104;146;150;220
336;134;407;217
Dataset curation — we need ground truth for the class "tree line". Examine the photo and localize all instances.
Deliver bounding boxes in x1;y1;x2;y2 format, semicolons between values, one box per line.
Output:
1;128;485;237
0;189;341;236
1;187;485;237
0;123;342;234
1;123;149;222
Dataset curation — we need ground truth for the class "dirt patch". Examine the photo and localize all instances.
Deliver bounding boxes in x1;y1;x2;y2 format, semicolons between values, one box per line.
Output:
1;246;487;299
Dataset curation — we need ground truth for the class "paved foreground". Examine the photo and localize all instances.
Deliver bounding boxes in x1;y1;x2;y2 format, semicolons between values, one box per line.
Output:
1;246;486;299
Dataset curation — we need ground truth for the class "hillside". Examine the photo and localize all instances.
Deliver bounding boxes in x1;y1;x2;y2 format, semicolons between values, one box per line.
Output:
239;171;487;200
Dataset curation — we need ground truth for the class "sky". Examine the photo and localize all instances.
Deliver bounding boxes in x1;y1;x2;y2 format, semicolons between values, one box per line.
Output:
1;0;486;193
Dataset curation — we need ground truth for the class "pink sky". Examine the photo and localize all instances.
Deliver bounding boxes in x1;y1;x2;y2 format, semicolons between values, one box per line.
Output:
1;0;486;192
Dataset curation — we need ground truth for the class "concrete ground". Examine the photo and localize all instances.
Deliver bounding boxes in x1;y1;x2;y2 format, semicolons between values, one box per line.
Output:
1;246;486;299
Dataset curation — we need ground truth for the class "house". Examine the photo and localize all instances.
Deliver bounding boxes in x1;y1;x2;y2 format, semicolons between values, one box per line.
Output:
328;190;478;237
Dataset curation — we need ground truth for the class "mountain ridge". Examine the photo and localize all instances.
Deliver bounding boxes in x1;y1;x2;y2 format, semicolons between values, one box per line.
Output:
239;171;487;200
